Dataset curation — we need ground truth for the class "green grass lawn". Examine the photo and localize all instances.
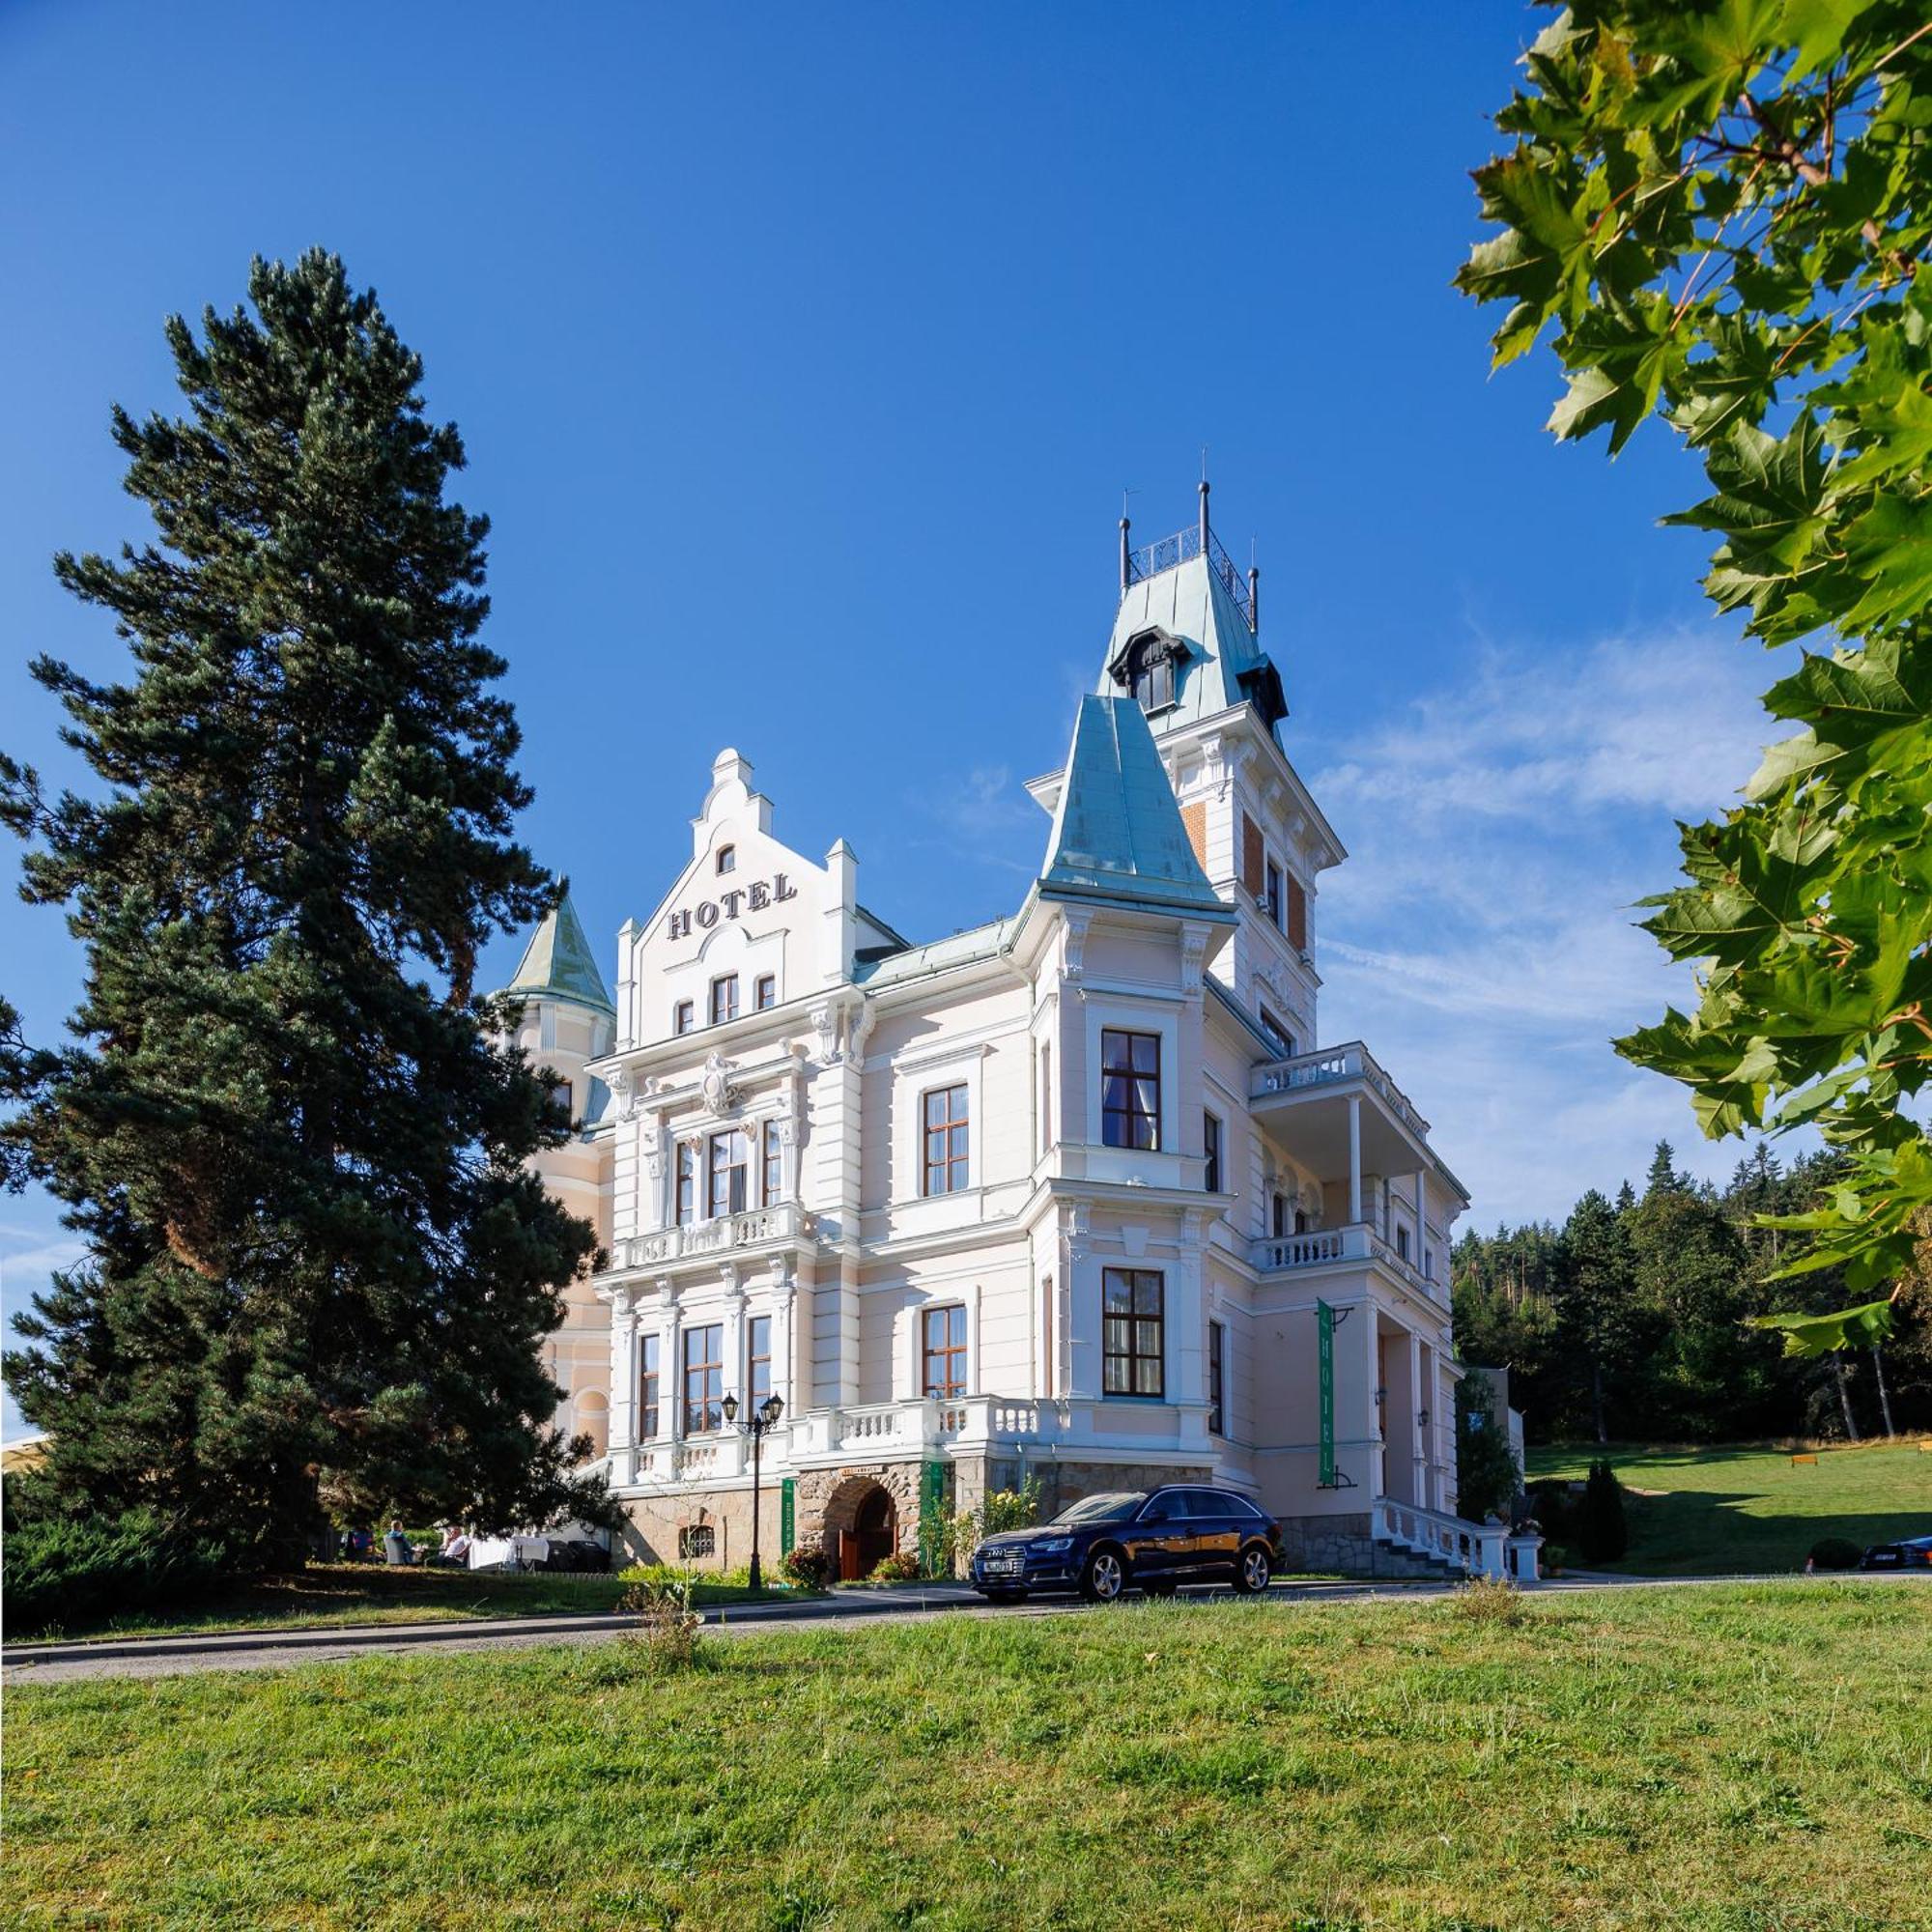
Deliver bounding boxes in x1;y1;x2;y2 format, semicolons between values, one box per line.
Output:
5;1563;799;1647
1527;1437;1932;1577
8;1583;1926;1930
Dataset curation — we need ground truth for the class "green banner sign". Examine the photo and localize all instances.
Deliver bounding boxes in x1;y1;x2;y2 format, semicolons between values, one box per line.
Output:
918;1461;951;1577
780;1477;796;1557
1317;1299;1336;1488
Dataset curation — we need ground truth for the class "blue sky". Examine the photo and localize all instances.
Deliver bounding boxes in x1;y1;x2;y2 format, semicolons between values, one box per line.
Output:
1;2;1788;1431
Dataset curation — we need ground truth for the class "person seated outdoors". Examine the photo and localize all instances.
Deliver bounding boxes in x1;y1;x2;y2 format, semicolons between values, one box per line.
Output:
425;1524;472;1569
383;1520;416;1566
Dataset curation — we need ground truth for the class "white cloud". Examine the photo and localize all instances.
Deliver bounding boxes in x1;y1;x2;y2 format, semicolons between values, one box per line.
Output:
1308;623;1787;1228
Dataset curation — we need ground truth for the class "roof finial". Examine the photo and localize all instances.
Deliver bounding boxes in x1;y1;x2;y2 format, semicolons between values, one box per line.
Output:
1120;486;1135;593
1198;472;1210;550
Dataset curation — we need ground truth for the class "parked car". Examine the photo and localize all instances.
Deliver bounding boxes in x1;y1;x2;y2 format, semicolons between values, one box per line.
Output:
1860;1533;1932;1573
969;1485;1282;1605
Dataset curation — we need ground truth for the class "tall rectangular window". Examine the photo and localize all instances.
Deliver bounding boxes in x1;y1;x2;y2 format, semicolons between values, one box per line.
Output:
1264;859;1284;928
1100;1029;1161;1151
673;999;695;1037
639;1333;661;1439
710;975;740;1026
762;1119;783;1205
675;1142;697;1226
708;1128;751;1219
1102;1267;1165;1397
1208;1321;1226;1435
755;973;777;1011
683;1322;723;1435
923;1084;970;1195
1204;1112;1222;1193
749;1314;772;1406
922;1304;968;1399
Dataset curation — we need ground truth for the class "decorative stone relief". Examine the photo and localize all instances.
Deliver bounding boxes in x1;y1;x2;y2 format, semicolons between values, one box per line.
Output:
700;1051;740;1116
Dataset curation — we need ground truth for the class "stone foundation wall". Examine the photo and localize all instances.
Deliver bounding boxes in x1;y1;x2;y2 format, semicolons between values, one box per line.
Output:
617;1484;784;1574
983;1460;1214;1522
1277;1511;1454;1579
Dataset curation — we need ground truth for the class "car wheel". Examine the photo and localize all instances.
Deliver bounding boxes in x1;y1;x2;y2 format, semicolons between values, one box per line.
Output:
983;1588;1026;1605
1234;1544;1273;1595
1080;1547;1126;1604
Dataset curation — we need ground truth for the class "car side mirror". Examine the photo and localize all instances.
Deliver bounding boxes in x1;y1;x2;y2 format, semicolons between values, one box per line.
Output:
1143;1506;1169;1523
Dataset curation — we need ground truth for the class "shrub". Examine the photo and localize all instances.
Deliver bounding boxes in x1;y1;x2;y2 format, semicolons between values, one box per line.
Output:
780;1546;829;1589
617;1577;703;1671
5;1510;235;1636
1541;1543;1569;1577
943;1476;1043;1574
1808;1536;1861;1572
1454;1575;1527;1628
1455;1371;1521;1522
1575;1460;1629;1564
870;1551;921;1582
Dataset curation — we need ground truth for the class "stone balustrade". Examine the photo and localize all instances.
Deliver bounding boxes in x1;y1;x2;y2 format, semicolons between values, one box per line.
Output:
1372;1495;1507;1578
1251;1038;1430;1136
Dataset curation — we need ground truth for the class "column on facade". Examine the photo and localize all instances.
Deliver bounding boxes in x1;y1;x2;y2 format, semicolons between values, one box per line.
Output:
1405;1329;1426;1506
1412;1168;1428;1266
1171;1208;1207;1426
1348;1094;1362;1225
722;1264;747;1408
609;1289;639;1484
1062;1208;1098;1401
771;1264;798;1413
663;1282;684;1441
1363;1302;1384;1499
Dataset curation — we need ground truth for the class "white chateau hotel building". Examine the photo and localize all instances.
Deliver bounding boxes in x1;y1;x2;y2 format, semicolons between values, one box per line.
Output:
504;489;1478;1579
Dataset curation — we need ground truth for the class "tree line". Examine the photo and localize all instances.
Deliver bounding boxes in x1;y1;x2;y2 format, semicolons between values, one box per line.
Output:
1453;1143;1931;1445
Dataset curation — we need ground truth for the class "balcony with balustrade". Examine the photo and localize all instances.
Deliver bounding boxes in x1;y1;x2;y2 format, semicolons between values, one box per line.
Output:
601;1199;817;1285
616;1390;1207;1492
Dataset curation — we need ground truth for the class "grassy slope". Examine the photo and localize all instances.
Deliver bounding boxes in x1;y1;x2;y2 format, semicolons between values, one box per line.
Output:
1528;1438;1932;1577
9;1584;1927;1931
6;1565;790;1646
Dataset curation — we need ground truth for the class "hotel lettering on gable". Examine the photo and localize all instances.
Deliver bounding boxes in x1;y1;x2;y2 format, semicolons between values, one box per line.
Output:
502;487;1474;1580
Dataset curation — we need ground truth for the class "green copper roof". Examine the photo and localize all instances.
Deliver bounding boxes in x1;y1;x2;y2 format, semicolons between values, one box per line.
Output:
1039;696;1234;921
502;891;613;1013
1100;550;1283;737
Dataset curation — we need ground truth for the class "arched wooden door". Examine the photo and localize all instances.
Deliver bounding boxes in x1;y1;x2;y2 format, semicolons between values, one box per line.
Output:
838;1486;897;1580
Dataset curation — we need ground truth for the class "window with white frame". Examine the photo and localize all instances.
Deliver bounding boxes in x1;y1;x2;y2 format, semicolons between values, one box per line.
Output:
749;1314;772;1406
761;1119;782;1205
639;1333;661;1438
1102;1267;1164;1397
922;1304;968;1399
922;1083;970;1195
1100;1029;1161;1151
708;1128;751;1218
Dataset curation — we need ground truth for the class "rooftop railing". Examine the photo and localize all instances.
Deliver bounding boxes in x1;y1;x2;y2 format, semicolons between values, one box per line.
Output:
1124;521;1256;632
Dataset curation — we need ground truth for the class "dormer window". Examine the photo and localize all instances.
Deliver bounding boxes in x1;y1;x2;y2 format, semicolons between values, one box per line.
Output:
1108;627;1187;718
716;844;736;875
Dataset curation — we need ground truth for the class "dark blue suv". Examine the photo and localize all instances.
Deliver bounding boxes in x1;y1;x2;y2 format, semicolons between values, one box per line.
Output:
969;1484;1283;1604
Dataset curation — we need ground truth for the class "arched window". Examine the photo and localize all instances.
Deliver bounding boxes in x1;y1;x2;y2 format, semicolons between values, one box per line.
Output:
716;844;736;874
574;1389;609;1459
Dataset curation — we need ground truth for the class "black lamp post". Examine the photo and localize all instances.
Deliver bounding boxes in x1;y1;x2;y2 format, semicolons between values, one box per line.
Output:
722;1390;784;1591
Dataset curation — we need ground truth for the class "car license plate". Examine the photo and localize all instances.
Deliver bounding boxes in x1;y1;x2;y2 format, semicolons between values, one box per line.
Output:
984;1555;1023;1576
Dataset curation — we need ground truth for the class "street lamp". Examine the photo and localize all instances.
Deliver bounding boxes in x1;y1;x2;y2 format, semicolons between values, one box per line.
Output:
722;1390;784;1591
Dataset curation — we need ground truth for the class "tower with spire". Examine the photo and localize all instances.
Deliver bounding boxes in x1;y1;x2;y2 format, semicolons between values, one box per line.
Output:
497;890;618;1458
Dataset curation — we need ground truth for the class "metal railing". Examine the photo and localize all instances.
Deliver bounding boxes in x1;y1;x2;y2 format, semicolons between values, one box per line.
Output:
1125;522;1256;631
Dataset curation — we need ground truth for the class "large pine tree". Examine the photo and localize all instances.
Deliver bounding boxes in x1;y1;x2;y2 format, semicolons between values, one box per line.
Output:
0;251;602;1562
